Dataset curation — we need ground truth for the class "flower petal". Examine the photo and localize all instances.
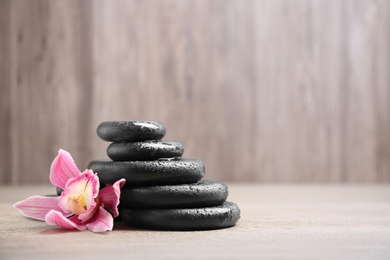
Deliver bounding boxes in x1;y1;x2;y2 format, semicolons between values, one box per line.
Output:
13;196;71;221
45;210;87;230
78;199;99;223
58;169;99;215
86;207;113;232
99;178;125;218
50;149;81;189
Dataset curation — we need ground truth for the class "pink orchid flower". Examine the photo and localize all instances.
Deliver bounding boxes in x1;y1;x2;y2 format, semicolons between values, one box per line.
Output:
14;149;125;232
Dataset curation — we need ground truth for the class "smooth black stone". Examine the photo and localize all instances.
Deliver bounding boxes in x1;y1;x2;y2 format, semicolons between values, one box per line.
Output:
97;121;166;142
43;194;59;197
120;180;228;209
88;158;205;186
120;201;240;231
107;141;184;161
56;187;63;195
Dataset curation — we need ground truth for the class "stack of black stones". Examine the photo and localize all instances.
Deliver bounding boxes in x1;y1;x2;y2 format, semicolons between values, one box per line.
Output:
87;121;240;231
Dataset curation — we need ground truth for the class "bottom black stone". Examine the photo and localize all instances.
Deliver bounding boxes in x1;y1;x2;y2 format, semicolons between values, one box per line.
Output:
120;201;240;231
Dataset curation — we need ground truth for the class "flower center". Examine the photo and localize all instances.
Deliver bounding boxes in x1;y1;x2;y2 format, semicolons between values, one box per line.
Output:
67;178;92;215
68;193;88;215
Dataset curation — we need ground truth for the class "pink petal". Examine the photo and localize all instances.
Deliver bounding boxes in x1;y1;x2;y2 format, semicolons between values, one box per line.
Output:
78;200;99;223
58;169;99;215
99;178;126;217
50;149;81;189
45;210;87;230
86;207;113;232
13;196;71;221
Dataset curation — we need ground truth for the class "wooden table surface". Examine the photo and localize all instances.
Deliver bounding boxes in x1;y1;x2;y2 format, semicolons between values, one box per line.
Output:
1;184;389;259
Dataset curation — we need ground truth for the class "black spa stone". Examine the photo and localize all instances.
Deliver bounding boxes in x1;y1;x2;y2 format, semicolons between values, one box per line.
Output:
120;201;240;231
120;180;228;209
88;158;205;186
97;121;166;142
56;186;63;195
107;141;184;161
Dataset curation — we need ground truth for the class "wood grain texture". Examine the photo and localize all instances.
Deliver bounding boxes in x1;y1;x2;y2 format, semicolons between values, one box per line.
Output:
0;0;389;184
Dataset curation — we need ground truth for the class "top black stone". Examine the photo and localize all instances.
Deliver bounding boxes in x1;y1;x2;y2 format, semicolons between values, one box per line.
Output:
97;121;166;142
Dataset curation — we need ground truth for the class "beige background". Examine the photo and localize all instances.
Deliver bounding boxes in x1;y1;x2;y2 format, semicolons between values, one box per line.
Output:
1;0;389;184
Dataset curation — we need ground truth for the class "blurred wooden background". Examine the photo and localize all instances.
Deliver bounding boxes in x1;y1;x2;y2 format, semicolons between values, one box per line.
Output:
1;0;389;184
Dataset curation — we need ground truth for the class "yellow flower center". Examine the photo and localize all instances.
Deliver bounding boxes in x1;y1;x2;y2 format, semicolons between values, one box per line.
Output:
68;193;88;215
67;178;92;215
